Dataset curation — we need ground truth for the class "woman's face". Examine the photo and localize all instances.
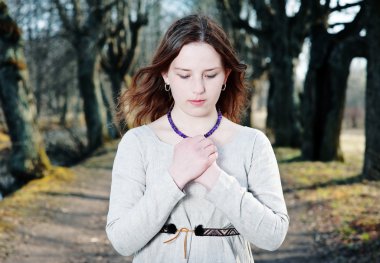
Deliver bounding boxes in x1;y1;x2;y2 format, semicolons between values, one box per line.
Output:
162;42;230;117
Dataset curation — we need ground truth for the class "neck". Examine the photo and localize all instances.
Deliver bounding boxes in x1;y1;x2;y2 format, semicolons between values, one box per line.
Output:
169;105;219;137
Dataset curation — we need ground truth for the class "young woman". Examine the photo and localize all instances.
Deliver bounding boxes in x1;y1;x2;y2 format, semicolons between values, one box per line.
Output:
106;14;289;263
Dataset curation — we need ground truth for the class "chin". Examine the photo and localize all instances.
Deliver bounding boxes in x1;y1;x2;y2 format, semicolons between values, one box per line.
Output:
186;105;215;117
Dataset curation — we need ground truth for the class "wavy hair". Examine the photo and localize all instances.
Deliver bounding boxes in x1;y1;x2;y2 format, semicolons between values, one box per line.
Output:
116;14;248;129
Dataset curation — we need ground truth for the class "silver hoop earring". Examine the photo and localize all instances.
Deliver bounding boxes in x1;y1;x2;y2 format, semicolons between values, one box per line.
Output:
164;83;171;92
222;83;226;91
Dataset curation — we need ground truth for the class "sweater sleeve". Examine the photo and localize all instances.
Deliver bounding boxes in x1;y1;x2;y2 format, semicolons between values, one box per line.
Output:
205;130;289;251
106;130;186;256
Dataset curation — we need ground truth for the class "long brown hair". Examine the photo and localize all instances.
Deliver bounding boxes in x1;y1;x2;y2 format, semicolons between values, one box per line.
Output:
116;14;248;130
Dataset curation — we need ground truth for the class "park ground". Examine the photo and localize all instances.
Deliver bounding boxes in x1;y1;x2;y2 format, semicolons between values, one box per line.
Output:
0;128;379;263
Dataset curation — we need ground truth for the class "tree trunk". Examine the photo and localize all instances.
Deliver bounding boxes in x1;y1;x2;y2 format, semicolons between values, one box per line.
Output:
240;102;252;127
59;85;68;126
76;45;108;153
0;2;51;181
53;0;116;153
101;3;148;134
266;13;301;147
108;71;122;107
320;37;366;161
363;0;380;180
302;23;366;161
100;80;118;139
108;71;125;134
240;86;253;127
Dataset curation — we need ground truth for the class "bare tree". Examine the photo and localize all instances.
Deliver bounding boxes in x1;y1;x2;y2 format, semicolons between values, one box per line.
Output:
102;0;148;101
53;0;116;153
301;1;366;161
219;2;272;127
221;0;313;147
101;0;148;132
8;0;80;129
0;0;51;181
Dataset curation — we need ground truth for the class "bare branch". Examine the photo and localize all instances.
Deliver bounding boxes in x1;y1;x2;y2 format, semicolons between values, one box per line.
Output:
335;2;365;40
292;0;312;34
328;22;349;28
232;18;265;37
249;0;274;21
120;11;147;74
101;0;118;13
71;0;82;29
222;0;265;37
330;1;363;13
53;0;74;32
323;0;331;13
298;0;312;18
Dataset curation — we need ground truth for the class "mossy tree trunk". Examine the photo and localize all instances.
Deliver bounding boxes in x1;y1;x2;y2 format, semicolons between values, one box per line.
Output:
0;1;51;181
363;0;380;180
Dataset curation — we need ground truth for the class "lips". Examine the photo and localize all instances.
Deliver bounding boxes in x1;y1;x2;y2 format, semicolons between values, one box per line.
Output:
189;99;206;106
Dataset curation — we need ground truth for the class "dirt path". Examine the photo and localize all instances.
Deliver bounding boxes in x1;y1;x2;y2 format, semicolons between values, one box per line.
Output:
253;190;322;263
3;143;132;263
253;129;365;263
1;140;327;263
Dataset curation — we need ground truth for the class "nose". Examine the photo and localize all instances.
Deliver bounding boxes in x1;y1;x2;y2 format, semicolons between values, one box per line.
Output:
192;77;205;95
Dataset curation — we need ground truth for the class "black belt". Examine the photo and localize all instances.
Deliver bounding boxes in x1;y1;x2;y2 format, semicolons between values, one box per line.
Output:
160;223;240;236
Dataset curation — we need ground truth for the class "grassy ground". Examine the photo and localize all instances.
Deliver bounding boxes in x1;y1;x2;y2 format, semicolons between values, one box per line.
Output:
276;130;380;262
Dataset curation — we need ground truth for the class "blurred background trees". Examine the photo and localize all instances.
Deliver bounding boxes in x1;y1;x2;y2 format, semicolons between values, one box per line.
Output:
0;1;51;193
0;0;378;195
220;0;312;148
301;1;366;161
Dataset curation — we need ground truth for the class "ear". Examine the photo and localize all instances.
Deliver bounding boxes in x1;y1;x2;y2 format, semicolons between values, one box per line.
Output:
224;68;232;83
161;71;169;84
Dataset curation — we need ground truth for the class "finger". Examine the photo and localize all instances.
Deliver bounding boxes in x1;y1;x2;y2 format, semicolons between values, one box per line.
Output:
208;151;218;162
200;138;214;149
204;144;218;156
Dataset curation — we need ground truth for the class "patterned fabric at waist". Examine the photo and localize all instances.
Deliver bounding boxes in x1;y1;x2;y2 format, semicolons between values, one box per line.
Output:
159;224;240;236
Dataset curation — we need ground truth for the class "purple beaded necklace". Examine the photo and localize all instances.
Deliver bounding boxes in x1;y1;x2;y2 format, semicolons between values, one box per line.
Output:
167;105;222;138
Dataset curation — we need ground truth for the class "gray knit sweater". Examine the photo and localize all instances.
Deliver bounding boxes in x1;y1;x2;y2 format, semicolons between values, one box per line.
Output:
106;124;289;263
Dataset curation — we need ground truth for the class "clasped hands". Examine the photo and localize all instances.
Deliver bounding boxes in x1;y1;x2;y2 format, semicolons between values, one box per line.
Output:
168;135;221;191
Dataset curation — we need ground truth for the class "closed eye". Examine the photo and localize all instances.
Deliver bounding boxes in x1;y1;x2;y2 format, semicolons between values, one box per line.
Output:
178;74;190;79
205;74;217;78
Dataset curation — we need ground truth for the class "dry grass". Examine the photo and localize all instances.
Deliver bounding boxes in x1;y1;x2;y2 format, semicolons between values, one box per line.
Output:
0;132;10;151
277;128;380;262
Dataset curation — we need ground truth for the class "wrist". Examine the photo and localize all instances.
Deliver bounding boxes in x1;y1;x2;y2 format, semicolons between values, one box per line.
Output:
201;164;221;190
168;166;187;190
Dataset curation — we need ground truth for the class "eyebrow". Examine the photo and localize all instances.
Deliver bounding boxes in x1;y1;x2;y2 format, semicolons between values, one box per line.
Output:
174;67;221;71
